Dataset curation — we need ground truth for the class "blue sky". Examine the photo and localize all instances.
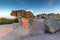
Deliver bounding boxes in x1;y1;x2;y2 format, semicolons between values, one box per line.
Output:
0;0;60;18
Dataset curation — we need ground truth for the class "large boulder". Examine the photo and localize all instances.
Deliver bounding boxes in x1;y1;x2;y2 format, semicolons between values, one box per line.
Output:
29;19;45;36
44;17;60;34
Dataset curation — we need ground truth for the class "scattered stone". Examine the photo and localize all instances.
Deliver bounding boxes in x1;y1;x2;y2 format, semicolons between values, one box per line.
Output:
44;17;60;34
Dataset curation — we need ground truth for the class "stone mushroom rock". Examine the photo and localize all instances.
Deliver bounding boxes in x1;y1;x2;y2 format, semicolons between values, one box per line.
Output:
44;16;60;34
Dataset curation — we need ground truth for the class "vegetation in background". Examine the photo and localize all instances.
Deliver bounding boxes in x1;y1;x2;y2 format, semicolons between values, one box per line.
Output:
35;15;40;19
13;18;18;23
0;18;18;25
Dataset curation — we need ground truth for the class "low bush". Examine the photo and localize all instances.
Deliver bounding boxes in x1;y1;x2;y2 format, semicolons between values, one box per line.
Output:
0;18;18;25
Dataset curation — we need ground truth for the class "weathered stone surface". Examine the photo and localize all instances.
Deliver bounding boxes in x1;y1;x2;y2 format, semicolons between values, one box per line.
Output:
1;19;60;40
29;19;45;36
10;10;35;19
44;17;60;33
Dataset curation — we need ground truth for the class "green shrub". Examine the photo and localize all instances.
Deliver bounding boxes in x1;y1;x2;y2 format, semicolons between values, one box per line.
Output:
13;18;18;23
0;18;13;25
0;18;18;25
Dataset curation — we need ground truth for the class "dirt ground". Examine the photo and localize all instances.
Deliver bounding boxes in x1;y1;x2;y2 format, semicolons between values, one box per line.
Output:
0;19;60;40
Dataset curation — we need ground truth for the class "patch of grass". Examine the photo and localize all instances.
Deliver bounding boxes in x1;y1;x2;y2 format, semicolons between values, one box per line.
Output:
0;18;18;25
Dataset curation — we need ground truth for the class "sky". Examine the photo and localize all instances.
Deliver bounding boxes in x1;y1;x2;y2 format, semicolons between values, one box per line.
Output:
0;0;60;19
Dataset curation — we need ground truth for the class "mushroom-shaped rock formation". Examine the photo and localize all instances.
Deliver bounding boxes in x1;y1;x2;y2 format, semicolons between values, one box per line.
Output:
10;10;35;29
10;10;27;28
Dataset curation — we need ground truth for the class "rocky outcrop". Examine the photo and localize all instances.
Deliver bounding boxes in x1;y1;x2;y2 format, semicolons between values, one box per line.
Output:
10;10;35;19
44;17;60;34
